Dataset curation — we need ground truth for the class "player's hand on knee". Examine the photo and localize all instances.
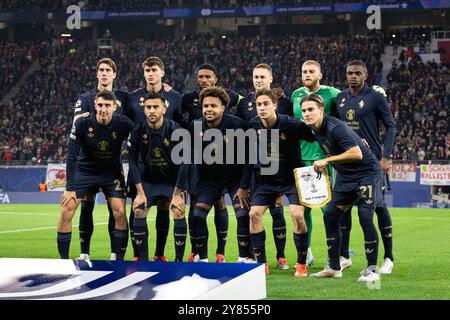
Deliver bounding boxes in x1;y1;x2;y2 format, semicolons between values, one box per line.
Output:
133;194;147;211
170;193;185;213
235;188;250;209
60;190;76;207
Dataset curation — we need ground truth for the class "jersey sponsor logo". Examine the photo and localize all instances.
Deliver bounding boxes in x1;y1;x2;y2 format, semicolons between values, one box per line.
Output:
346;109;355;121
98;140;109;152
358;100;365;109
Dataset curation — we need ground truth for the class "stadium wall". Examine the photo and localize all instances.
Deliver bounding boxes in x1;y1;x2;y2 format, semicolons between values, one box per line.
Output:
0;166;434;207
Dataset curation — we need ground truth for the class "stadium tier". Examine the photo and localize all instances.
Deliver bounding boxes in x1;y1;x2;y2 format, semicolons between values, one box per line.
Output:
0;30;448;163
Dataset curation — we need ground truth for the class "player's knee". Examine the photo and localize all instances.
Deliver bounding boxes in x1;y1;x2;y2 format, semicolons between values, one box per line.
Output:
358;206;375;228
172;209;185;220
249;209;262;224
323;205;343;225
275;196;284;207
193;206;209;220
214;197;226;211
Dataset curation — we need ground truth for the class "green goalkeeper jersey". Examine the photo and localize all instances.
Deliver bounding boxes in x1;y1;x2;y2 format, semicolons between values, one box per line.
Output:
291;85;341;160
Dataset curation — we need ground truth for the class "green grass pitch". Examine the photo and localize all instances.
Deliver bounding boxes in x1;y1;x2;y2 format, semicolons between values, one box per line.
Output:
0;204;449;300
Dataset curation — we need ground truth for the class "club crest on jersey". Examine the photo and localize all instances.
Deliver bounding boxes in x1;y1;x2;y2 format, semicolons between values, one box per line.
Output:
358;100;365;109
280;133;287;141
111;131;117;140
116;100;122;109
87;127;94;138
165;100;170;109
163;138;170;146
247;102;253;111
142;133;148;144
346;109;355;121
75;99;82;107
98;141;109;151
339;98;346;107
139;97;145;107
193;99;199;106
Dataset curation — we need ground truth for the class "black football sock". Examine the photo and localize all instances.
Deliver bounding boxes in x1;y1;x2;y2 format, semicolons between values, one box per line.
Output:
323;207;343;271
193;207;209;260
79;200;94;255
375;205;393;261
133;218;148;261
188;204;197;255
339;208;352;259
154;209;170;257
174;218;187;262
358;206;379;268
269;206;286;259
114;229;129;260
129;207;138;258
214;208;229;255
250;230;267;263
57;232;72;259
107;202;116;255
293;232;309;264
236;208;251;258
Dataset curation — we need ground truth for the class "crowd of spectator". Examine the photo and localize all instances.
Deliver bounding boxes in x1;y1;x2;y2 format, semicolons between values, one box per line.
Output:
206;32;384;97
0;41;41;98
387;53;449;161
0;30;448;164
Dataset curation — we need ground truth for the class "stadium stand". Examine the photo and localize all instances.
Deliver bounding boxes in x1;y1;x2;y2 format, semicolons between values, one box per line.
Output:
0;24;448;163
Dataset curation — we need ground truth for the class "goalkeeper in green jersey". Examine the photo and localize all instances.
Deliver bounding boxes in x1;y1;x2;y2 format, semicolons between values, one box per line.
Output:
291;60;340;266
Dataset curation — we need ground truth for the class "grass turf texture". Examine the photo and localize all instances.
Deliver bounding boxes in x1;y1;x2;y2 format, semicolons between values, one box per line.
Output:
0;205;449;300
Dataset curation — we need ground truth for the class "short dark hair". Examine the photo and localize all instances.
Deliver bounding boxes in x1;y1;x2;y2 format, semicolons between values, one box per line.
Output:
95;90;117;103
254;63;272;74
346;60;368;73
254;88;278;104
143;92;167;108
199;86;230;107
300;93;324;108
96;58;117;73
142;56;165;71
197;63;218;75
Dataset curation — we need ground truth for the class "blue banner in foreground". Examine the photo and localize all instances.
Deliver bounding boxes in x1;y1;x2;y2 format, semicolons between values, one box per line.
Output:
0;258;266;300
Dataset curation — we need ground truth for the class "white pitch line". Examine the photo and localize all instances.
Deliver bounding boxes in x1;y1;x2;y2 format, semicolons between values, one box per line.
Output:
0;223;109;234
